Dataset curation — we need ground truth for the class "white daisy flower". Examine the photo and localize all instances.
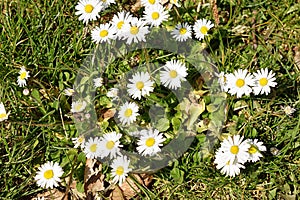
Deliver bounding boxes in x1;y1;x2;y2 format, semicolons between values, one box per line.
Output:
193;19;214;40
93;77;103;88
75;0;103;24
0;102;9;122
160;60;187;90
143;4;169;27
99;132;123;159
111;11;133;37
17;67;30;87
141;0;161;7
71;100;87;113
120;17;149;44
226;69;255;98
83;137;102;159
100;0;115;8
34;161;64;189
64;88;75;96
91;23;117;44
110;155;132;185
246;139;266;162
127;71;154;99
214;71;229;92
171;23;192;42
281;105;296;116
215;155;245;177
72;135;85;149
118;102;139;125
107;88;119;99
253;68;277;95
219;135;250;164
136;128;165;156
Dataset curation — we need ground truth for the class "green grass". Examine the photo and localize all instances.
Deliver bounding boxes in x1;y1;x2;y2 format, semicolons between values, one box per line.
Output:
0;0;299;199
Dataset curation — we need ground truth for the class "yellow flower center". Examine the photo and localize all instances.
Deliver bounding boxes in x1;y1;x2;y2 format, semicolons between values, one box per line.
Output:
116;166;124;176
117;21;124;29
100;30;108;38
130;26;139;35
259;78;268;86
148;0;156;4
136;81;144;90
152;12;160;20
222;75;226;83
236;78;245;88
20;72;27;80
145;137;155;147
179;28;187;35
84;4;94;13
248;145;258;154
230;145;239;154
200;26;208;34
124;108;133;117
106;141;115;150
75;103;83;111
169;70;178;78
0;113;7;119
90;144;97;152
78;137;84;143
43;169;54;179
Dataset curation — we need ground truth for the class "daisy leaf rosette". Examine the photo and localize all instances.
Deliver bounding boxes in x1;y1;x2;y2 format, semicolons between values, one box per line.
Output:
72;27;226;173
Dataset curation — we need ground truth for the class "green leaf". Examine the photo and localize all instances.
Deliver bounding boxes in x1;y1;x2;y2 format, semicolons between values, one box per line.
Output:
171;117;181;132
187;101;205;130
170;168;184;184
76;181;85;193
156;118;170;132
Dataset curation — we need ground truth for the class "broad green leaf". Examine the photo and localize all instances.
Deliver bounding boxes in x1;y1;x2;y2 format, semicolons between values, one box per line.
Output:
156;118;170;132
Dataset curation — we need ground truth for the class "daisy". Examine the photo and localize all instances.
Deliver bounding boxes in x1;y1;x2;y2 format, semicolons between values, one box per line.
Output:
91;23;117;44
141;0;161;7
107;88;119;99
75;0;103;24
99;132;123;159
160;60;187;90
83;137;102;159
100;0;115;8
111;11;133;37
143;4;169;27
127;71;154;99
136;128;165;156
252;68;277;95
193;19;214;40
93;77;103;87
118;102;139;125
71;100;87;113
226;69;255;98
281;105;296;116
110;155;132;185
219;135;250;164
214;71;229;92
171;23;192;42
23;88;30;96
0;102;9;122
72;135;85;149
215;157;245;177
34;161;64;189
64;88;75;96
246;139;266;162
17;67;30;87
120;17;149;44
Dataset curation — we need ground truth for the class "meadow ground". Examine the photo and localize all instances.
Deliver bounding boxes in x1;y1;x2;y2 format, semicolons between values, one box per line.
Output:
0;0;299;199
